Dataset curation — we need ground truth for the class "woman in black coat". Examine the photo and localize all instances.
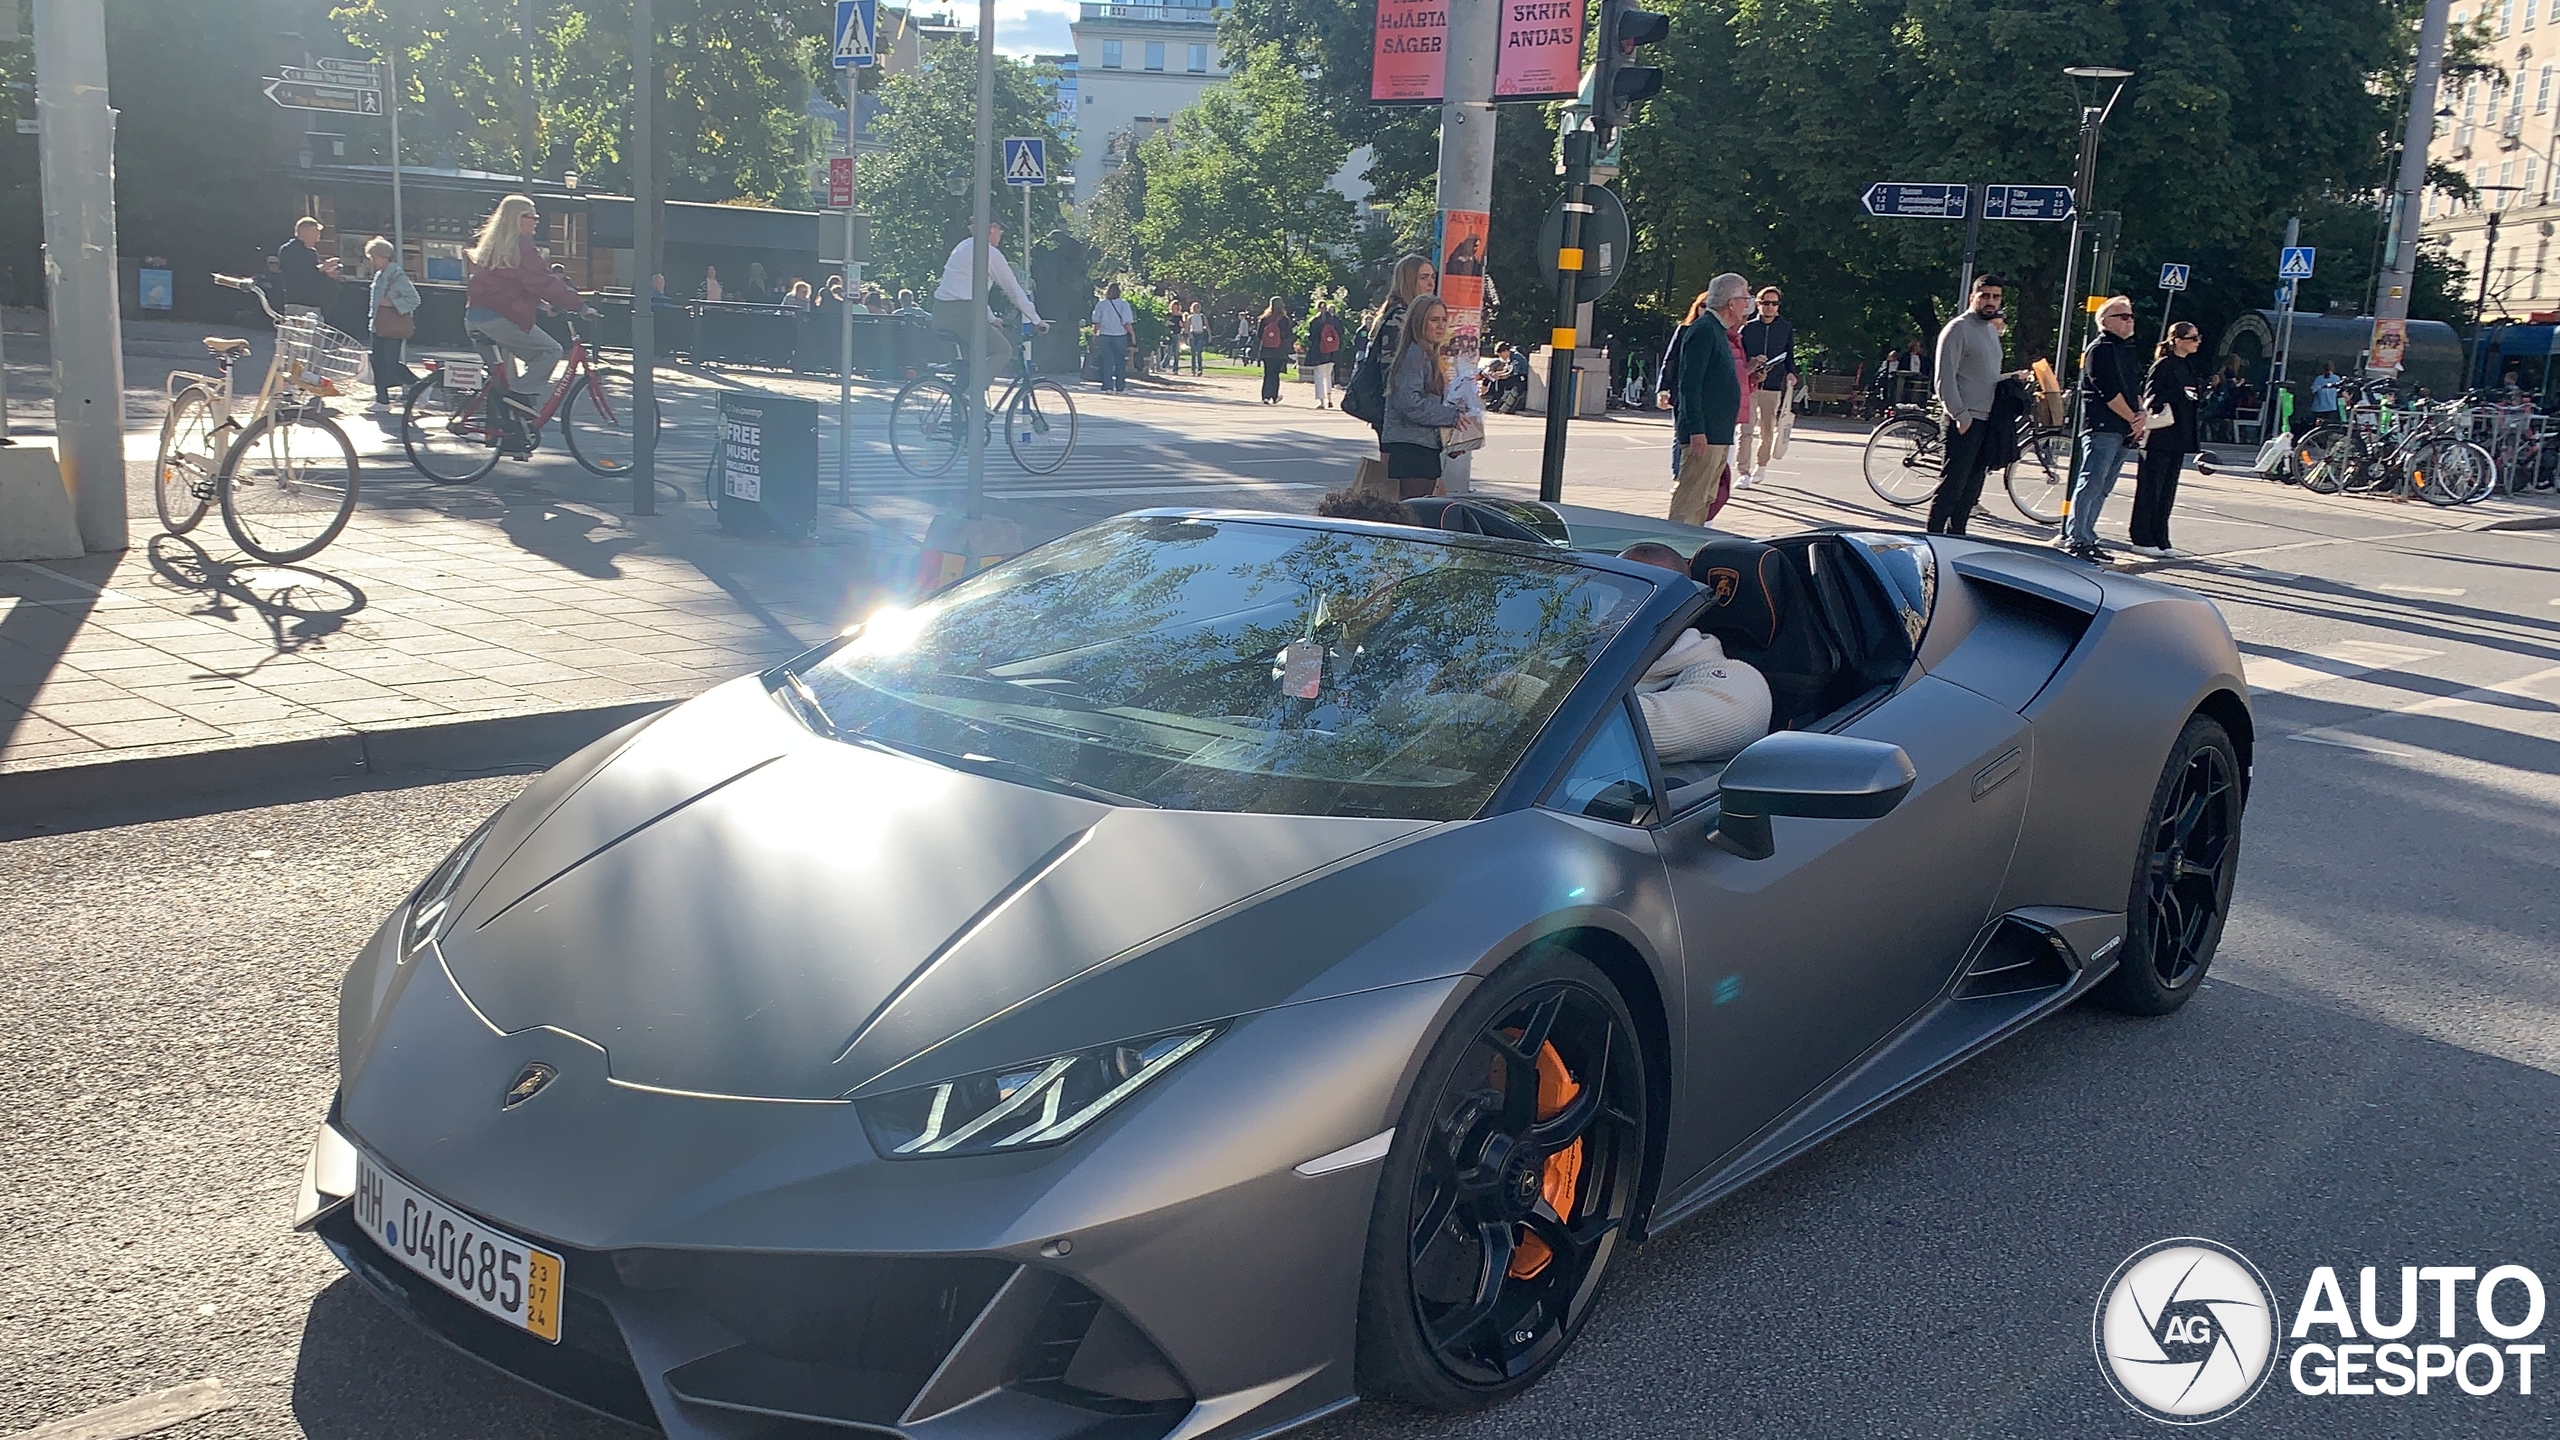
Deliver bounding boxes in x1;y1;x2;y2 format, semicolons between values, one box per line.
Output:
2132;321;2204;558
1255;296;1295;404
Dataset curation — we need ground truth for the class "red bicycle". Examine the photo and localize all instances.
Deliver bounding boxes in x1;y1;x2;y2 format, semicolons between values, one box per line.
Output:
399;319;659;483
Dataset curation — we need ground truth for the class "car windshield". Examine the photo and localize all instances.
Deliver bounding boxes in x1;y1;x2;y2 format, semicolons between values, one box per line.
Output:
792;516;1654;820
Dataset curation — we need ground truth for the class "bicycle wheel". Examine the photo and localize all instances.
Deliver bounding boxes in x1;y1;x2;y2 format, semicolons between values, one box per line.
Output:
2408;438;2495;505
155;386;221;534
1005;379;1079;475
2294;426;2348;495
891;377;964;477
402;372;505;484
1862;417;1942;505
2004;427;2071;524
218;411;360;564
562;368;659;476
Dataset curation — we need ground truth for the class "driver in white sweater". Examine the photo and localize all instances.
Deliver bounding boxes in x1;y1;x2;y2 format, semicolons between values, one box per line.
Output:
1618;543;1773;764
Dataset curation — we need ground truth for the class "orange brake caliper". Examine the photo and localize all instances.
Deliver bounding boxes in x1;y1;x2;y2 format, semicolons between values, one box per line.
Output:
1506;1041;1583;1279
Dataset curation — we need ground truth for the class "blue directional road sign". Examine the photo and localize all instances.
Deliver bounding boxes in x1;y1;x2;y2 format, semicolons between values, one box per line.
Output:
2159;263;2190;291
2279;246;2316;280
1861;183;1968;219
833;0;877;68
1004;137;1048;187
1981;185;2075;222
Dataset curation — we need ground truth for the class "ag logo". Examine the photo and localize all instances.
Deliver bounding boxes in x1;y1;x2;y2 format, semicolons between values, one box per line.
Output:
2094;1238;2281;1424
1702;566;1741;605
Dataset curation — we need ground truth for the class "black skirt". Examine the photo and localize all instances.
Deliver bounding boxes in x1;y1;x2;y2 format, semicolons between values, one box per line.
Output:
1384;441;1442;494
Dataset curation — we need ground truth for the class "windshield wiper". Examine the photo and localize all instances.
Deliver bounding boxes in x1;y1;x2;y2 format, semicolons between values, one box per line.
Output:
777;669;838;736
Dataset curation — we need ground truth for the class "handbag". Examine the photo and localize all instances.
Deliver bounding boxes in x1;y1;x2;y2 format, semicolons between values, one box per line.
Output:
1351;454;1395;500
372;303;416;340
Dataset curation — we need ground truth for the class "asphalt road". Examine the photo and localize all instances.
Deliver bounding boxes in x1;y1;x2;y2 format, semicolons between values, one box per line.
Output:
4;493;2557;1439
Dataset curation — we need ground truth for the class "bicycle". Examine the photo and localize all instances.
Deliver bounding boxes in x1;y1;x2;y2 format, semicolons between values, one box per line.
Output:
2294;382;2494;506
153;274;364;564
890;320;1078;477
1861;403;2071;523
400;317;659;485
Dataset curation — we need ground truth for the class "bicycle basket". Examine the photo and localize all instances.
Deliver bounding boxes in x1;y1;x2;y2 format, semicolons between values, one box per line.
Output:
275;314;372;397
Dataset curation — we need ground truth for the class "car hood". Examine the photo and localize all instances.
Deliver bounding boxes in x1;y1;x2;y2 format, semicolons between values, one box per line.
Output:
438;677;1431;1101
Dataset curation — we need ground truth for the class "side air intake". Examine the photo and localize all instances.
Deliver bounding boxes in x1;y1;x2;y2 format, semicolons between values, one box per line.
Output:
1955;917;2080;1000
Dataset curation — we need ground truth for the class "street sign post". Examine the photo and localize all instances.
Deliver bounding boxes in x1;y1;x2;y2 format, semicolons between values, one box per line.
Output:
1536;184;1630;305
833;0;878;68
1003;137;1046;186
264;77;381;115
2158;263;2190;338
1860;182;1968;219
2279;246;2316;280
829;155;854;208
1981;184;2075;221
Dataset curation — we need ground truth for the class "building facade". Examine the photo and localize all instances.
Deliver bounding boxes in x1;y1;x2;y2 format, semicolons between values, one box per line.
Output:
1069;3;1230;202
2425;2;2560;319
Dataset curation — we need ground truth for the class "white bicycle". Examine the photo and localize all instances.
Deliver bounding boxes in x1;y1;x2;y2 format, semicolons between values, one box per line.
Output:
153;274;366;564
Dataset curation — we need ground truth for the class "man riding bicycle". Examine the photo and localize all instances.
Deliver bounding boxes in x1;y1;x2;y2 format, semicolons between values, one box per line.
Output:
930;222;1049;400
463;194;598;457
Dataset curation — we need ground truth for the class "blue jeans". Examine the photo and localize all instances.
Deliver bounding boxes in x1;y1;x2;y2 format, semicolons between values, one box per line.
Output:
1097;331;1130;391
2066;430;2133;548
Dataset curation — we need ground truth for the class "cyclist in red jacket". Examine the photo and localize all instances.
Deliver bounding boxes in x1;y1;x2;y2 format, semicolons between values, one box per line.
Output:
463;194;597;454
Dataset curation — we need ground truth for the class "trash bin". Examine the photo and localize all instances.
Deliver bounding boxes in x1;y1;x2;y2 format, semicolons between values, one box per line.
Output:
712;390;819;539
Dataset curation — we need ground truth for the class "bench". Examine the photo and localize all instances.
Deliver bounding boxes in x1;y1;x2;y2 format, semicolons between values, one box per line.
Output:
1802;372;1863;417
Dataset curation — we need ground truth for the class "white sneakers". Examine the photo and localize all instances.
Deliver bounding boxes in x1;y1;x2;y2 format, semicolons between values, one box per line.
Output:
1732;470;1756;490
2129;545;2194;560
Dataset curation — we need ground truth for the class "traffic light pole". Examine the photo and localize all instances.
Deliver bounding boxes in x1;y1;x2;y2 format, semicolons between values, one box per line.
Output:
1538;129;1594;504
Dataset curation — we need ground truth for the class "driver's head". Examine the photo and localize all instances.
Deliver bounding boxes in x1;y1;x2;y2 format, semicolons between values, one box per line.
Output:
1618;542;1688;572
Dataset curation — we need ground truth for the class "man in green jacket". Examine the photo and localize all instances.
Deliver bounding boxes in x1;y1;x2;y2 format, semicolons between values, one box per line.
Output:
1670;272;1749;526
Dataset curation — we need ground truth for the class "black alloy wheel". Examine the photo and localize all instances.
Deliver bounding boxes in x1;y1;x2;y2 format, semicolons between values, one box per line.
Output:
1357;948;1646;1408
2093;715;2244;1015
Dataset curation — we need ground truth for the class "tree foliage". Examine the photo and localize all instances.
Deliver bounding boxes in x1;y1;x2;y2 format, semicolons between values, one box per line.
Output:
855;40;1070;295
1129;49;1360;306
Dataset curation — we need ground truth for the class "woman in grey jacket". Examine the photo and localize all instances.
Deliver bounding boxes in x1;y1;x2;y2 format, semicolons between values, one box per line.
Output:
364;236;422;413
1382;295;1461;498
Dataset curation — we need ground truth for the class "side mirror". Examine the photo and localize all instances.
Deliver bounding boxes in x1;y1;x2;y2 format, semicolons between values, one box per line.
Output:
1705;732;1919;861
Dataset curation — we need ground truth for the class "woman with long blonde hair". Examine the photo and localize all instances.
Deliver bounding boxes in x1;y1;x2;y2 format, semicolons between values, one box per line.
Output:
1380;294;1463;497
462;194;593;453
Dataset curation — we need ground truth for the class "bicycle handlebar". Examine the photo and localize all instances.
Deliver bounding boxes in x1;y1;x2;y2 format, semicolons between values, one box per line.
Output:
212;272;287;324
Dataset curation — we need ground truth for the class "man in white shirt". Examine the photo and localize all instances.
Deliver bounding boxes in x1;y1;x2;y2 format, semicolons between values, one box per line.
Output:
931;223;1047;392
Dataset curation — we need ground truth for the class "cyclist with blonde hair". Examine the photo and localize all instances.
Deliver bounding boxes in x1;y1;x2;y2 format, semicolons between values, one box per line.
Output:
463;194;595;453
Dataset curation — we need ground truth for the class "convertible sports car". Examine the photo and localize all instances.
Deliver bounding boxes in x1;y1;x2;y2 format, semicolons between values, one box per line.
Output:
296;499;2251;1439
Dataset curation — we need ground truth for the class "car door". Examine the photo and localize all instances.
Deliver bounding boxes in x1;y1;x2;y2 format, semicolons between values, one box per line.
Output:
1652;674;2030;1183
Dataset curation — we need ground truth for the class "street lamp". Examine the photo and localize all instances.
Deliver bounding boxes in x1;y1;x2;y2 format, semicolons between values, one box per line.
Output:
2055;65;2131;515
2472;183;2528;359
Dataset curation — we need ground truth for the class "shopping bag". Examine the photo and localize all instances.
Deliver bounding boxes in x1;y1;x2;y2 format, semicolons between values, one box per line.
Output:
1351;454;1395;500
1441;411;1488;455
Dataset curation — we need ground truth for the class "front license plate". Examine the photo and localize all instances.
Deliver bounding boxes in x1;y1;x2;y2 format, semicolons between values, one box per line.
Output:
351;1152;563;1343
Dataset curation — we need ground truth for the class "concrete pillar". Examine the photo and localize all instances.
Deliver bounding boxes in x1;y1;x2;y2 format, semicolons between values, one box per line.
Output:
35;0;129;552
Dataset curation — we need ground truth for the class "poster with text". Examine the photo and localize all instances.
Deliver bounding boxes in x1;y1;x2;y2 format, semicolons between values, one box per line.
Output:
1371;0;1446;102
1493;0;1585;100
1438;209;1490;371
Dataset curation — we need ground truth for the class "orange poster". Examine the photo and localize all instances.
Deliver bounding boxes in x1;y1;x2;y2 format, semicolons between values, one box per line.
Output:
2369;316;2409;372
1372;0;1447;104
1493;0;1584;100
1438;209;1490;368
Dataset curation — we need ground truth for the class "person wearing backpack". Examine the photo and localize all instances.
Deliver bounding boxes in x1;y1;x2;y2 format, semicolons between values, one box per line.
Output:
1255;298;1296;404
1343;254;1437;434
1304;300;1347;409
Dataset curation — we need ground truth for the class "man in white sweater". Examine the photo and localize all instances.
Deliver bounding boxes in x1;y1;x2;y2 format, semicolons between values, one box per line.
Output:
1618;544;1773;763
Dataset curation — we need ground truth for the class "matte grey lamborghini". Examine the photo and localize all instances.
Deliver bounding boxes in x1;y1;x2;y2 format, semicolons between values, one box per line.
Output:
297;499;2252;1439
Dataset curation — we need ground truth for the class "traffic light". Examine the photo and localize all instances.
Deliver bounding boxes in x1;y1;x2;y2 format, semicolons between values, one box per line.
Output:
1595;0;1669;136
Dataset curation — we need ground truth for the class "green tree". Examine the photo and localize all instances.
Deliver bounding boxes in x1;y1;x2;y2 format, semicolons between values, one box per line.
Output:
856;38;1069;294
1130;48;1359;308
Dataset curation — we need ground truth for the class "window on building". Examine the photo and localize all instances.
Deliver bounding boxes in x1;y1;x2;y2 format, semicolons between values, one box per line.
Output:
2541;66;2555;111
2533;0;2543;26
2503;159;2518;196
1187;43;1209;72
1102;39;1122;67
1145;40;1165;70
2531;155;2545;199
2502;0;2515;36
2427;190;2439;219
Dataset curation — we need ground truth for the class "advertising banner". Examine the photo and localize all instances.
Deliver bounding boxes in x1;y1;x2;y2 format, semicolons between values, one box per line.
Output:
2370;316;2409;372
1493;0;1584;101
1371;0;1446;103
1437;209;1490;370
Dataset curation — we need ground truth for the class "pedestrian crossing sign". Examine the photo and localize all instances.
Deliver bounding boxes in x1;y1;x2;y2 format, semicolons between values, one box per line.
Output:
2278;246;2316;280
833;0;877;68
2158;263;2189;291
1004;137;1048;187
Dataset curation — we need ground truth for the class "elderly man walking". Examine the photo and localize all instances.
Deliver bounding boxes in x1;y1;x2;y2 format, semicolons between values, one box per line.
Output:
1927;273;2018;536
1670;273;1751;526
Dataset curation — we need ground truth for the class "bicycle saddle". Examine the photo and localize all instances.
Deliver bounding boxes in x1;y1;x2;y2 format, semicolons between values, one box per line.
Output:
203;338;253;356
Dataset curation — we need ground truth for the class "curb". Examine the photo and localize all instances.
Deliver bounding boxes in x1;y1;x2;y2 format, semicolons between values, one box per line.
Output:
0;698;679;838
2467;511;2560;532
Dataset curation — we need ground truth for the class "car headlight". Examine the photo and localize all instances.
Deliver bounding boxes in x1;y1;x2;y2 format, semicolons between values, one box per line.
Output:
402;815;498;962
857;1025;1221;1158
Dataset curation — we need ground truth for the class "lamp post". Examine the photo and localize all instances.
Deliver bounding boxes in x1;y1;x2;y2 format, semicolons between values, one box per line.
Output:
2055;65;2130;520
2471;183;2527;385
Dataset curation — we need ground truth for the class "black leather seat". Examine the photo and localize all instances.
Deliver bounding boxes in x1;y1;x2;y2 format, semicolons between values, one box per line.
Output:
1688;539;1845;728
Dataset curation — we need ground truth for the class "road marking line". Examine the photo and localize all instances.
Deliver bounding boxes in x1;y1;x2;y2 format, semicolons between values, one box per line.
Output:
11;1380;238;1440
2243;641;2440;694
2375;583;2467;596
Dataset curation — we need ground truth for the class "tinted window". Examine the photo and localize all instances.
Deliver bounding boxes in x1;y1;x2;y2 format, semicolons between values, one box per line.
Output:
1548;702;1654;825
1842;532;1936;649
795;517;1653;820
